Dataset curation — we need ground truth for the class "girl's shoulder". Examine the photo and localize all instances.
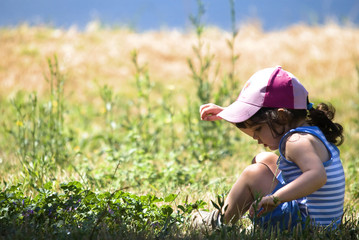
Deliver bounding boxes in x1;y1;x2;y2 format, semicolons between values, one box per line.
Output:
281;128;330;163
285;132;325;152
280;126;322;149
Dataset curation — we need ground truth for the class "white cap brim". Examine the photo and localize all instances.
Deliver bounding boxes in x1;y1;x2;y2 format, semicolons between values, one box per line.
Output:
217;100;261;123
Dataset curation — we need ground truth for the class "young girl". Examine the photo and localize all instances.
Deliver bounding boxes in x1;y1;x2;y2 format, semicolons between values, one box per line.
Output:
195;66;345;230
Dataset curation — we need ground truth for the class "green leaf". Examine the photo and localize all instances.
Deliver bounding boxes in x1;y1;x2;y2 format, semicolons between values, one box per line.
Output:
177;205;186;212
211;200;220;211
217;194;224;208
164;194;177;203
161;205;173;216
44;181;53;190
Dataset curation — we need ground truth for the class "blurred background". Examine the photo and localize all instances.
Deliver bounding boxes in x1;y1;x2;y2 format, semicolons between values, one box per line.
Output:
1;0;359;31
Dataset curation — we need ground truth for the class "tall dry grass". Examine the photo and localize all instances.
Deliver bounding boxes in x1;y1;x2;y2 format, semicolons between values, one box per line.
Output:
1;23;358;156
1;23;358;102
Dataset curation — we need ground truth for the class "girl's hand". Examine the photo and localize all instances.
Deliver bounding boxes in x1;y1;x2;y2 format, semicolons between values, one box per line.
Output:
199;103;224;121
249;195;281;218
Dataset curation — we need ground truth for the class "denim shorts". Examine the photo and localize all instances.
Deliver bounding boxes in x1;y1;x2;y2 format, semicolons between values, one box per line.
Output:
253;172;307;230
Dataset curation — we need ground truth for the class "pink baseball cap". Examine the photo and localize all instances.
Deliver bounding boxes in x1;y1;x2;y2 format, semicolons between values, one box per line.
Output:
217;66;308;123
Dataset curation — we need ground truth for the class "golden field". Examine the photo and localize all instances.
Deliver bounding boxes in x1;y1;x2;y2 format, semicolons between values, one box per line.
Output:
1;22;359;102
1;23;359;143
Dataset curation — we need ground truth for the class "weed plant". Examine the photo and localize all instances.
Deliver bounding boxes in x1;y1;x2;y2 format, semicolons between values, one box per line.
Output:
186;0;236;163
3;56;75;190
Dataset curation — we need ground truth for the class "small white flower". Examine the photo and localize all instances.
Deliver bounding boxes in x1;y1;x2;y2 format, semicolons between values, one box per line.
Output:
106;102;112;111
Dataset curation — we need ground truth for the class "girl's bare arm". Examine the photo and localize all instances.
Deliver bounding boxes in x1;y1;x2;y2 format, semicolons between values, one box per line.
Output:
250;134;328;217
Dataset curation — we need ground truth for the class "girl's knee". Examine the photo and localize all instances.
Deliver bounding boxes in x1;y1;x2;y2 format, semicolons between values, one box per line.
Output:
252;152;278;164
243;163;272;179
251;152;279;176
242;163;278;193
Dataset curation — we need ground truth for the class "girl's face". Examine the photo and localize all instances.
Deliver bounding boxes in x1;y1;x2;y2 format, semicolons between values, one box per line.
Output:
239;123;285;150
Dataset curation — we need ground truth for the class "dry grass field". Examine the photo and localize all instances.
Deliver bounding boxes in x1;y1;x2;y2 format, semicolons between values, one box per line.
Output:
1;22;358;101
1;22;359;143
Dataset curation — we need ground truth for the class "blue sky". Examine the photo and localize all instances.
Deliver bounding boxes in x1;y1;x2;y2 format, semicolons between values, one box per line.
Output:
0;0;358;31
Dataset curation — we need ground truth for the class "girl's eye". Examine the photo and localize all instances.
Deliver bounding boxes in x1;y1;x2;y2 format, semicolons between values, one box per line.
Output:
255;126;262;132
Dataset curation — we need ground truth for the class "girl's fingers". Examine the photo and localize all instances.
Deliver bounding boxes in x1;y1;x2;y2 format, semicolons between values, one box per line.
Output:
204;114;222;121
249;205;254;217
199;103;214;115
199;104;214;120
199;103;224;121
249;201;265;218
257;207;265;217
249;202;256;217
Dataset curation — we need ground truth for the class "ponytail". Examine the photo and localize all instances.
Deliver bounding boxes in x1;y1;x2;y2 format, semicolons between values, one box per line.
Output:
307;103;344;146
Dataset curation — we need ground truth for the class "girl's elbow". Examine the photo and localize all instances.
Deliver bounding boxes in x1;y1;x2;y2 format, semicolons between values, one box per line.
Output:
319;172;327;187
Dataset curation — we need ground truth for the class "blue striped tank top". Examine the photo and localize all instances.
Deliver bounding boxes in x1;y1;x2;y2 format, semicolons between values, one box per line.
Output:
278;126;345;227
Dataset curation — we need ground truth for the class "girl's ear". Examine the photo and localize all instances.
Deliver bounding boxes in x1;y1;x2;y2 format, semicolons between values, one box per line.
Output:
277;108;289;124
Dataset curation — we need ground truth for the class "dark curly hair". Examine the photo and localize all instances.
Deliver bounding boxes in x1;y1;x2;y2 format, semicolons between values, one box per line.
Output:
307;103;344;145
235;103;344;146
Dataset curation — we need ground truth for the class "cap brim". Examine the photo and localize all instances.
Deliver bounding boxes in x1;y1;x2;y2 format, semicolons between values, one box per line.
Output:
217;101;261;123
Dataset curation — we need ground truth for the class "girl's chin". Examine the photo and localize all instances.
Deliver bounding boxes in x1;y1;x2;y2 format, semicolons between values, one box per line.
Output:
267;145;279;150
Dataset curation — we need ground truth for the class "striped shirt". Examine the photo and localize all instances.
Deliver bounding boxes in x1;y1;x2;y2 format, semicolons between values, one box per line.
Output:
278;126;345;227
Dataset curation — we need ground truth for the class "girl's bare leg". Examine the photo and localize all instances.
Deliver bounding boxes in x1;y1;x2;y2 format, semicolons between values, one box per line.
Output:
224;152;279;223
252;152;280;177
